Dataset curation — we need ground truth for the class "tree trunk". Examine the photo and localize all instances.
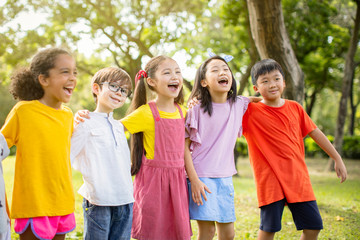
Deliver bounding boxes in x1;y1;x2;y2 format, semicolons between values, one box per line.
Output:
238;3;259;95
327;0;360;171
348;74;359;136
305;89;318;117
246;0;304;103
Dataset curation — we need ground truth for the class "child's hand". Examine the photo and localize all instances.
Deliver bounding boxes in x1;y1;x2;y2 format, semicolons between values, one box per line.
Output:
74;110;90;126
335;160;347;183
190;178;211;206
248;96;262;103
187;97;199;109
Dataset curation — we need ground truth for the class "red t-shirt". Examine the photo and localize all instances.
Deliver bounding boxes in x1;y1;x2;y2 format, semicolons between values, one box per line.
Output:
243;100;317;207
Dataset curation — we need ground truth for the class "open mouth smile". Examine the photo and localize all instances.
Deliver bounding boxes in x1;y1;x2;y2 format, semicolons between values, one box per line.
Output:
63;87;74;96
168;82;180;91
218;78;229;86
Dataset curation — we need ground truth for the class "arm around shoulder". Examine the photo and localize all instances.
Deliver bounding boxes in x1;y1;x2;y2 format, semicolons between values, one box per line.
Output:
308;128;347;183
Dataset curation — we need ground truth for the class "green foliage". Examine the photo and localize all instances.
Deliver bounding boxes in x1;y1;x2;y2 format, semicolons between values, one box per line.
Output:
305;135;360;159
236;135;360;160
304;135;334;158
0;82;16;127
0;0;359;140
235;136;248;156
342;135;360;159
282;0;352;117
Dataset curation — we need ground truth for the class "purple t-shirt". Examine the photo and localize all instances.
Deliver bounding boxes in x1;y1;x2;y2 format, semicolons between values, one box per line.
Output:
185;96;250;177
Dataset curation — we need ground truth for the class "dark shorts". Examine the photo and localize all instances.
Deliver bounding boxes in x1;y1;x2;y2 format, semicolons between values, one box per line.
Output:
260;199;323;232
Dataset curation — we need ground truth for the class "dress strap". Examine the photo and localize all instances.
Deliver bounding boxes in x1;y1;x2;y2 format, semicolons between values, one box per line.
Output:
148;101;161;122
174;103;184;119
148;101;184;120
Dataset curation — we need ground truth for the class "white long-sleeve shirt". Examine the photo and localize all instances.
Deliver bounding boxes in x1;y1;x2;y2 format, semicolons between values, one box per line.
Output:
71;112;134;206
0;133;10;235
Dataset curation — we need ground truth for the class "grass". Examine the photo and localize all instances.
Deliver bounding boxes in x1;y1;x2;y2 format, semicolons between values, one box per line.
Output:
3;157;360;239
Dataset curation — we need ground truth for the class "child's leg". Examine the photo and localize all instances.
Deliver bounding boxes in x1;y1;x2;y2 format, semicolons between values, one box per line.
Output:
83;199;111;239
257;199;286;240
287;200;323;240
20;228;66;240
300;229;320;240
109;203;133;240
216;222;235;240
257;230;275;240
197;220;216;240
19;227;38;240
53;234;66;240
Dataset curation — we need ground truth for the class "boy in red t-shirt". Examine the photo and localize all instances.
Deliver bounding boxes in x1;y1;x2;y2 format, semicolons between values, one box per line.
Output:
242;59;347;240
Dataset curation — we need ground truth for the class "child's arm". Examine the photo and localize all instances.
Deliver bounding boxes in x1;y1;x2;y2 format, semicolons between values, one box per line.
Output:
70;122;89;166
248;96;262;102
184;138;211;206
308;128;347;183
0;133;10;161
187;96;262;109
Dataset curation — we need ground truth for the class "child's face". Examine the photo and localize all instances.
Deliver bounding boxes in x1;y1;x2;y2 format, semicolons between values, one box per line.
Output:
40;54;77;108
148;59;183;100
253;70;285;102
94;80;130;113
201;59;232;99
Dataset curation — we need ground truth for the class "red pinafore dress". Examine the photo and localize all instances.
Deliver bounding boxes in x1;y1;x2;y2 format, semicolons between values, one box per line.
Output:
131;102;192;240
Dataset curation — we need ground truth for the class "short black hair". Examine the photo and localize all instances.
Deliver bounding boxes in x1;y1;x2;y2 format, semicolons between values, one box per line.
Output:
250;59;285;85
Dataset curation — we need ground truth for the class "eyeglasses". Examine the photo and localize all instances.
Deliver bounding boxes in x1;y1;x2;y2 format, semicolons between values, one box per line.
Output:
99;82;132;97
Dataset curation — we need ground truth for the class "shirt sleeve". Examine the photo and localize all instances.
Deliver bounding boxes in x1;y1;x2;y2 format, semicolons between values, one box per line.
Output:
237;96;251;137
240;96;250;113
1;105;19;149
70;122;89;166
121;104;153;134
0;133;10;161
296;102;317;137
184;104;202;151
242;102;252;136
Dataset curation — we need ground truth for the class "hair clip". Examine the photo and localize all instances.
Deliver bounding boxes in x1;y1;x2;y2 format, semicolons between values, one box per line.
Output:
135;70;148;86
208;50;234;63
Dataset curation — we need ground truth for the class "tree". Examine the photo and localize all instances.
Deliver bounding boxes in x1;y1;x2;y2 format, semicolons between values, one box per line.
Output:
282;0;350;117
247;0;304;103
0;0;208;116
330;0;360;169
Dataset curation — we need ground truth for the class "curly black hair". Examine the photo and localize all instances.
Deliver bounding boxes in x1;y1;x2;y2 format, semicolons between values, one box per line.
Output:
10;48;71;100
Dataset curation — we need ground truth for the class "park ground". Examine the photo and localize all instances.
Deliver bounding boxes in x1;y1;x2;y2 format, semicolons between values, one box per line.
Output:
3;157;360;240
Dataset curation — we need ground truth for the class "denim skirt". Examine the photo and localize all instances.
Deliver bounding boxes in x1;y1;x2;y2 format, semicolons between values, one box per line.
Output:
187;176;236;223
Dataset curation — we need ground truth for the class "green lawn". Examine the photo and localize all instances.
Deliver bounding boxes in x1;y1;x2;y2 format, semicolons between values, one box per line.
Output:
3;157;360;239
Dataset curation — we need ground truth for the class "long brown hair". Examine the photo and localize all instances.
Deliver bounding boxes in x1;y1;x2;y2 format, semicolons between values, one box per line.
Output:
128;55;184;175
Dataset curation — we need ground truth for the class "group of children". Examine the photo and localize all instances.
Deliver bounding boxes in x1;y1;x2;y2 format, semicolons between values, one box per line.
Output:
0;47;347;240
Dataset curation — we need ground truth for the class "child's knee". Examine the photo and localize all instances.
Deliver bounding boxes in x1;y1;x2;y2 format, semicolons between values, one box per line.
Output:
218;231;235;240
302;229;320;239
198;221;216;239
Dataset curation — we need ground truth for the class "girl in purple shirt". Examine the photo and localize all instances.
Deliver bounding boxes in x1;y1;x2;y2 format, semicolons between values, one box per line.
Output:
185;55;251;240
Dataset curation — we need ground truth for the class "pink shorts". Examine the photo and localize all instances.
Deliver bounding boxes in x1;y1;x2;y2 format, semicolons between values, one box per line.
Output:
14;213;76;240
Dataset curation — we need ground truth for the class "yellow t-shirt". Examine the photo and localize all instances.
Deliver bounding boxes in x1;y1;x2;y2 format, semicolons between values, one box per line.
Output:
121;103;186;159
1;100;75;218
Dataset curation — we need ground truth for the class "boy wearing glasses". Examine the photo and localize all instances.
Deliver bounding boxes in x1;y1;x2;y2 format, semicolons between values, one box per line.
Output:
70;67;134;240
